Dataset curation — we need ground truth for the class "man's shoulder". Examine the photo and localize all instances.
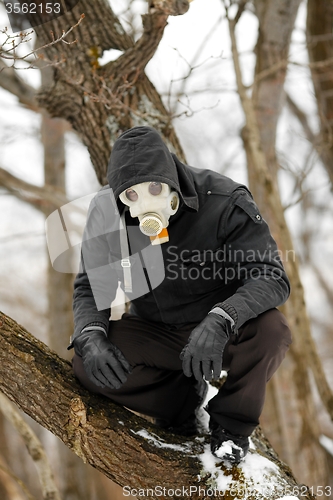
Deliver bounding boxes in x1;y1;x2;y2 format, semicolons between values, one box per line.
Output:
90;185;118;206
186;164;250;198
86;185;120;222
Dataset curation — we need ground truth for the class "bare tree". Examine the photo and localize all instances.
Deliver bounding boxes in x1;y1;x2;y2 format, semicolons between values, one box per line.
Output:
0;0;332;494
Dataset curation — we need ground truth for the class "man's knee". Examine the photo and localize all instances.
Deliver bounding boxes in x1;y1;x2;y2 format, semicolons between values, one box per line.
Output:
239;309;292;354
261;308;292;348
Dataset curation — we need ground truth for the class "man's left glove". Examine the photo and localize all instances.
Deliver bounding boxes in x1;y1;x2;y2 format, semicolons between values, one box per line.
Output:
180;312;233;382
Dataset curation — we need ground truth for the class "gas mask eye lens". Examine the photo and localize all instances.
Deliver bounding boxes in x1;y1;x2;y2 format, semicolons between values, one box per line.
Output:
148;182;162;196
125;189;138;201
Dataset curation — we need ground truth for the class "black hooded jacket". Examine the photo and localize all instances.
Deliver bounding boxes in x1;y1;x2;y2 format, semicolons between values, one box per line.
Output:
72;127;290;339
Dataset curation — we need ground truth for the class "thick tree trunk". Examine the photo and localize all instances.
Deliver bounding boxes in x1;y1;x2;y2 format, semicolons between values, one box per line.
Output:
0;311;316;500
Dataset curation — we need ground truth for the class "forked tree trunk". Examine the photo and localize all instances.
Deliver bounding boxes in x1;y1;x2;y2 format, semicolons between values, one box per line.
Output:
32;0;186;184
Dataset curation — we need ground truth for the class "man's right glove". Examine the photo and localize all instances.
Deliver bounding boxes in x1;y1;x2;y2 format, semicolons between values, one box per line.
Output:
73;330;132;390
180;312;232;382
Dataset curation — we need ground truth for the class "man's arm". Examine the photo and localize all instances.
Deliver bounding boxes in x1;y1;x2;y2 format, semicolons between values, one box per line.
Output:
181;188;289;382
72;270;111;343
216;189;290;330
71;191;120;344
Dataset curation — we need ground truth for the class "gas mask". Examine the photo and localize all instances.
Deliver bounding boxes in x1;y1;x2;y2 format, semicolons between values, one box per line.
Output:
119;182;179;244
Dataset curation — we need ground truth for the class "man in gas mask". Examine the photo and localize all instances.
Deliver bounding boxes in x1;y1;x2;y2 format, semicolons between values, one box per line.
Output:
70;126;292;464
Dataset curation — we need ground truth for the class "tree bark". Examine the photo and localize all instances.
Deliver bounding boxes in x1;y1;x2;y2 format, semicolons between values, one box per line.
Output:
0;310;316;500
0;393;62;500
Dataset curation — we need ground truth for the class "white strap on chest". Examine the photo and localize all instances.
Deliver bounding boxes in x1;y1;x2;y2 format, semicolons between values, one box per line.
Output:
120;210;133;294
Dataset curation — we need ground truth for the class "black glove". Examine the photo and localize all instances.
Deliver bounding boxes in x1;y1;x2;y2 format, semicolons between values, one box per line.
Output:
180;313;232;382
74;330;132;389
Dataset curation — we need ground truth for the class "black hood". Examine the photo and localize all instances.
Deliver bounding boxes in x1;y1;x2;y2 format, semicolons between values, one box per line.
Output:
107;126;198;212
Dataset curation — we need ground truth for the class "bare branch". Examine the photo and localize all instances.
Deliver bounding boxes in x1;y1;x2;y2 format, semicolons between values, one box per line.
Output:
0;59;38;110
0;459;36;500
285;92;316;143
174;94;221;119
0;186;47;212
167;47;225;114
233;0;248;26
0;393;62;500
286;91;333;187
0;15;85;69
312;263;333;307
149;0;192;16
0;166;69;209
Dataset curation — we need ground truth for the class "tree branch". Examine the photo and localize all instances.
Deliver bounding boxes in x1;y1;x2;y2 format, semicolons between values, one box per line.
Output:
285;92;316;143
285;91;333;189
0;16;84;69
104;11;168;83
233;0;248;26
0;166;69;209
0;458;35;500
149;0;192;16
0;311;315;499
311;263;333;307
0;393;62;500
0;60;38;111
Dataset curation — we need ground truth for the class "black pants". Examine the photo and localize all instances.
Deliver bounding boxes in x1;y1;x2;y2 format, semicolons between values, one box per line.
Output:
72;308;291;436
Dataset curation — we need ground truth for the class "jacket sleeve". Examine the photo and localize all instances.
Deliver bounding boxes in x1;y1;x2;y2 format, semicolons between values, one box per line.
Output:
217;189;290;330
72;192;119;342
